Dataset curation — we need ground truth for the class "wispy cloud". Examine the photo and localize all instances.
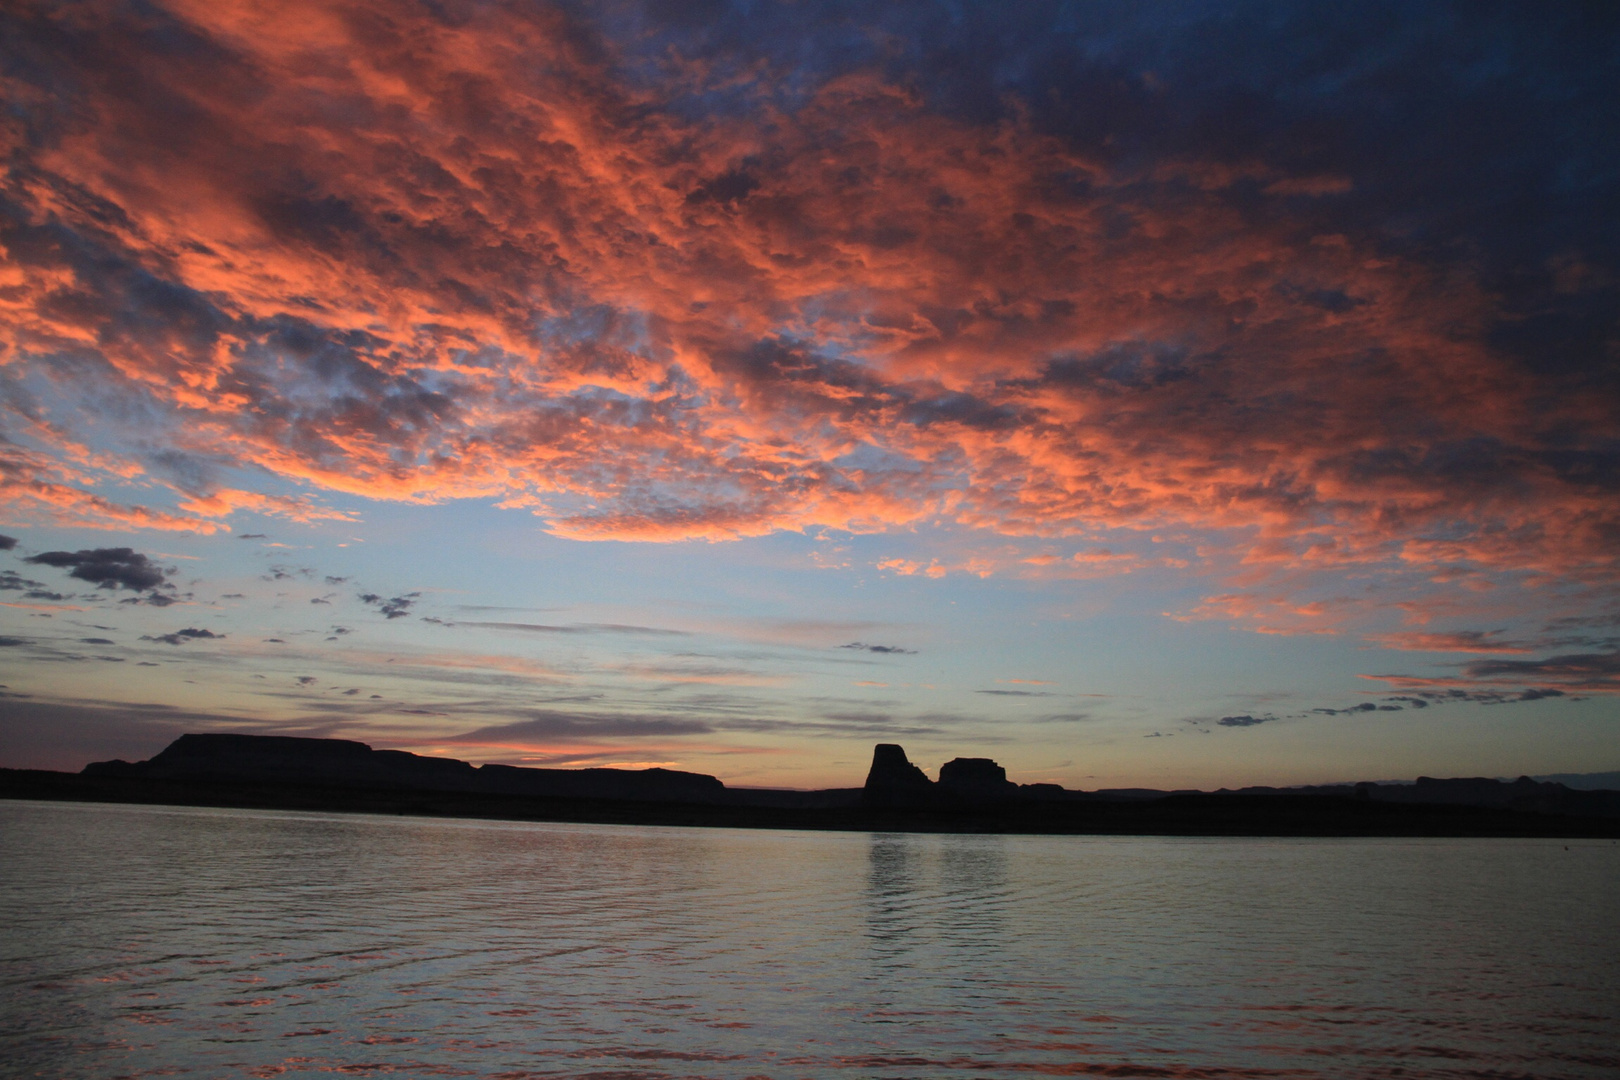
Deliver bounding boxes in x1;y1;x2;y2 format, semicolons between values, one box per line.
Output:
1363;649;1620;695
461;621;690;637
140;627;224;646
1367;630;1534;654
839;642;917;655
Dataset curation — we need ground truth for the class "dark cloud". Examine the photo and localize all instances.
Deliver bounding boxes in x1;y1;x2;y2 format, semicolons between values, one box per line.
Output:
1218;714;1280;727
359;592;419;619
0;571;48;591
1369;629;1534;654
686;167;761;207
1033;712;1094;724
0;636;30;647
527;692;608;706
0;534;16;550
79;638;115;645
1402;687;1569;706
238;533;267;539
1312;702;1396;716
1312;688;1569;715
900;391;1025;432
1541;614;1620;632
1464;651;1620;682
1370;651;1619;696
140;627;223;646
24;548;169;592
839;642;917;655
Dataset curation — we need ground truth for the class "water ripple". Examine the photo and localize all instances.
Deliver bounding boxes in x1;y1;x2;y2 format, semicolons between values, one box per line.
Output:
2;802;1617;1079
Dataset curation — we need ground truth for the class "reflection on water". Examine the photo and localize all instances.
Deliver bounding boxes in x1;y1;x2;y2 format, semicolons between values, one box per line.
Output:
865;833;921;964
1;800;1617;1079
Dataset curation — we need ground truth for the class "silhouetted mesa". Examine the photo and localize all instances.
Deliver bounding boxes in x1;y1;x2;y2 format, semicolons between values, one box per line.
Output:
938;757;1019;801
3;735;1609;836
1216;774;1620;819
864;746;1051;807
85;733;725;803
863;743;936;806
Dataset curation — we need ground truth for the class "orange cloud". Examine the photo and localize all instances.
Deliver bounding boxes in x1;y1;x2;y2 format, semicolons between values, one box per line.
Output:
177;489;358;523
0;475;223;534
2;0;1614;631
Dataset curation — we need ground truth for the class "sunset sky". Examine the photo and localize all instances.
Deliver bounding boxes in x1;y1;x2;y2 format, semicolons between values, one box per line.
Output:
1;1;1616;789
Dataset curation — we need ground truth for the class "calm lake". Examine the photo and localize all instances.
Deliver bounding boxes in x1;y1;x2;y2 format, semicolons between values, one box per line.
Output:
2;800;1617;1079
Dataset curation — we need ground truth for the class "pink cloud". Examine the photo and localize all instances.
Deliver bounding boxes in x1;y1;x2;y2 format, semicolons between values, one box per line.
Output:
1;0;1614;633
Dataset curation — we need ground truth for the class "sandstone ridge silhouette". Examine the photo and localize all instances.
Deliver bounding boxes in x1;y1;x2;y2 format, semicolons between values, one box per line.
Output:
36;734;1615;831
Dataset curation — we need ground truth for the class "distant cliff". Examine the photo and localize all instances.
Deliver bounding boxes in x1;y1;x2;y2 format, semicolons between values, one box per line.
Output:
80;735;1620;818
1230;775;1620;819
85;733;728;804
6;735;1598;834
862;743;936;806
863;745;1034;806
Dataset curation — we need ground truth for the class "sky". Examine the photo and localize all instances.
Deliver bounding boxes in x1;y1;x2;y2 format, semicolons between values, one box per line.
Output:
1;0;1617;790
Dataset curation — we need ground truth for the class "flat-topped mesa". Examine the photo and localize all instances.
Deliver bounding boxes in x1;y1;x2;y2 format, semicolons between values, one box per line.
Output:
477;762;724;803
84;733;726;804
87;733;479;789
862;743;936;807
938;757;1019;802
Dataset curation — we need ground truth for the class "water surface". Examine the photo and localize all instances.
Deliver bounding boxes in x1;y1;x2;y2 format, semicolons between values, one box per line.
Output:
2;800;1616;1078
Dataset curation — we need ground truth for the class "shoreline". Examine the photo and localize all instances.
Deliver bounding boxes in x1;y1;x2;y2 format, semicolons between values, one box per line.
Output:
6;768;1619;838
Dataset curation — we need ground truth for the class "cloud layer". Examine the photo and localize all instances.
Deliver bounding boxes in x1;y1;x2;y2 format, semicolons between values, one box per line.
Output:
1;0;1615;626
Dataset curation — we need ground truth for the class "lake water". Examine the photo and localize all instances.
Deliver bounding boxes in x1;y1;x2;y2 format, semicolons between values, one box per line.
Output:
1;800;1617;1079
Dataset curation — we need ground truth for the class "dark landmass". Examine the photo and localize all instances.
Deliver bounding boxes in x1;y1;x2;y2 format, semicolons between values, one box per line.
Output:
1534;771;1620;791
2;735;1617;837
